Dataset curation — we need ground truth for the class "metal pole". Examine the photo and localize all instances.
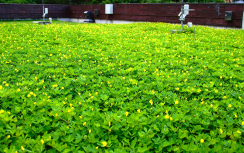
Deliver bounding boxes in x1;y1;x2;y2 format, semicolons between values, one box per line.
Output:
171;32;172;45
43;0;44;22
181;0;184;31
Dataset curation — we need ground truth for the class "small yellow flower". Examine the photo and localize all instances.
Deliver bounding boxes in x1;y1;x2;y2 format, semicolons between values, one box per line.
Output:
102;141;107;147
149;99;153;105
175;100;179;105
137;109;140;113
79;102;81;105
228;104;232;108
170;117;173;121
21;146;24;151
0;110;4;114
83;122;86;126
200;139;204;143
126;111;129;117
242;121;244;125
70;103;72;107
41;139;44;144
89;130;91;133
210;104;213;107
7;135;10;138
109;122;111;127
223;96;227;99
220;129;223;134
79;116;82;119
30;92;34;95
34;102;36;105
96;146;98;149
237;130;242;134
165;115;169;119
201;101;204;104
17;88;20;92
61;87;64;89
176;87;179;91
27;94;31;97
5;83;9;87
8;112;10;115
166;110;168;114
235;114;238;118
55;113;58;117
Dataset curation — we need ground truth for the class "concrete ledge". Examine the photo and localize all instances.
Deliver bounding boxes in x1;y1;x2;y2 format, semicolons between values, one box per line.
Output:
58;18;142;24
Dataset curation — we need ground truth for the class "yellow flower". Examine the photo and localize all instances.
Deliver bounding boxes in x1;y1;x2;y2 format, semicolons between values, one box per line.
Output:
166;110;168;114
21;146;24;151
8;112;10;115
220;129;223;134
200;139;204;143
235;114;238;118
96;146;98;149
228;104;232;108
126;111;129;117
175;100;179;105
30;92;34;95
0;110;4;114
0;85;2;90
5;83;9;87
137;109;140;113
7;135;10;138
109;122;111;127
41;139;44;144
165;115;169;119
102;141;107;147
223;96;227;99
89;130;91;133
242;121;244;125
83;122;86;126
27;94;31;97
61;87;64;89
79;116;82;119
55;113;58;117
176;87;179;91
17;88;20;92
52;84;58;88
34;102;36;105
149;99;153;105
237;130;242;134
170;117;173;121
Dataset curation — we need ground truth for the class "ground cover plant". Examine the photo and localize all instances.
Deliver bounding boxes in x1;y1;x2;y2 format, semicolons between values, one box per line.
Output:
0;22;244;152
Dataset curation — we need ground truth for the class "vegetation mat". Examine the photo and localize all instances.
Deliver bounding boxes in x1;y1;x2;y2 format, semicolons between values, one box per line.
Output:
0;22;244;152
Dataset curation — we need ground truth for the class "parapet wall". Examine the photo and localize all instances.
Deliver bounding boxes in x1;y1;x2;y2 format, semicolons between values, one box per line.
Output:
70;4;244;28
0;3;69;19
0;3;243;28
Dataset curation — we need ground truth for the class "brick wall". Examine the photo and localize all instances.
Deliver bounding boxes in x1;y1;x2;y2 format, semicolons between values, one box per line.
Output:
0;3;243;28
0;3;70;19
70;4;244;28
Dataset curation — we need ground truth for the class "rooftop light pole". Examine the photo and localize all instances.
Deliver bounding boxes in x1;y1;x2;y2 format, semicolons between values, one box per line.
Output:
43;0;44;22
